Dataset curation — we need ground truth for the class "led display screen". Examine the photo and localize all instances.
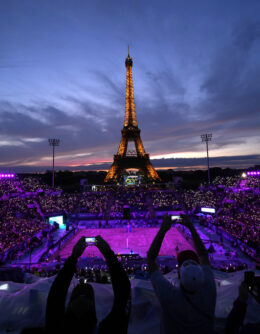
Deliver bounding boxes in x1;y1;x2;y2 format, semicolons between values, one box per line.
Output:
124;175;139;186
48;215;66;229
201;207;216;214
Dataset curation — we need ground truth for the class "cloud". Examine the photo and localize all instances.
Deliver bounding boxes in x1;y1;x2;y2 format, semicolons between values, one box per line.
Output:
233;20;260;51
0;98;120;165
0;16;260;169
0;154;259;173
201;20;260;99
192;20;260;150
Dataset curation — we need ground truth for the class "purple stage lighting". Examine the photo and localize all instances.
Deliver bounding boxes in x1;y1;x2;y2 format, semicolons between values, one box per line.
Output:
246;171;260;176
0;173;15;179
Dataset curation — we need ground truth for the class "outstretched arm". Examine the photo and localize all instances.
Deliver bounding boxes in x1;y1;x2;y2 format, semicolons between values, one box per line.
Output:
180;215;210;265
147;215;172;276
96;236;131;334
45;237;87;332
226;282;248;334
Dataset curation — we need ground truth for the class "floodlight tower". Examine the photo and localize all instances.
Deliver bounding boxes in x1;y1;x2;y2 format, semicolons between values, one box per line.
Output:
48;138;60;188
201;133;212;186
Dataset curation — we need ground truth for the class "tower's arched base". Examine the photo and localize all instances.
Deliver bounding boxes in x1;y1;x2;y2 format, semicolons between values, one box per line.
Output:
105;154;160;183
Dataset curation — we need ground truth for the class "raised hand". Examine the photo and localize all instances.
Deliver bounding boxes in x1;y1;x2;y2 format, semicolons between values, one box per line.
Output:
72;236;87;259
95;235;111;255
160;215;173;232
239;282;249;303
180;214;193;229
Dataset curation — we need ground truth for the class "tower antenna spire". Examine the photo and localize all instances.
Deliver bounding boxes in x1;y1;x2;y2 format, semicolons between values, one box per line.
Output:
128;45;130;57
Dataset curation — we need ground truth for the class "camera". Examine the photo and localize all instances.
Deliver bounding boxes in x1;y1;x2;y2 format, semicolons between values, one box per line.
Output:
244;271;260;303
85;237;96;245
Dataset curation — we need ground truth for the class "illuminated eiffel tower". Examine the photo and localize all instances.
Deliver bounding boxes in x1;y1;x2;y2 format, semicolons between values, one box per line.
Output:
105;49;161;183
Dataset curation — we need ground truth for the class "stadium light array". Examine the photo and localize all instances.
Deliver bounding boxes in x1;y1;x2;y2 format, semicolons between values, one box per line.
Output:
48;138;60;189
201;133;212;186
247;171;260;176
0;173;15;178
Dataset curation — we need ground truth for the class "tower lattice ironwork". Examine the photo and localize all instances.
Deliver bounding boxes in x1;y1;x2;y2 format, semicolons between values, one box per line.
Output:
105;49;161;183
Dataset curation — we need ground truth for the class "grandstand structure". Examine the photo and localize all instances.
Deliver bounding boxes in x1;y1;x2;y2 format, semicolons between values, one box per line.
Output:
0;172;260;333
0;173;259;266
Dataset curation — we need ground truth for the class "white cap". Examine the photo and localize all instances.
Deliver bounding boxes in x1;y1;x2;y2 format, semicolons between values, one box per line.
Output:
180;260;204;293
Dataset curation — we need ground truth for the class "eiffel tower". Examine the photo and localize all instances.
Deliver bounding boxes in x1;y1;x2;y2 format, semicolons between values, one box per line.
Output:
105;49;161;183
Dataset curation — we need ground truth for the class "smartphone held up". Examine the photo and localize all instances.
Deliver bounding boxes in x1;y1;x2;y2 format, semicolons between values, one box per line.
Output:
85;237;96;245
171;215;182;221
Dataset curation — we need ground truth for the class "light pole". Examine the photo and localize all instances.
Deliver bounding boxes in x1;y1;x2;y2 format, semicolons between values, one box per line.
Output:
48;138;60;189
201;133;212;186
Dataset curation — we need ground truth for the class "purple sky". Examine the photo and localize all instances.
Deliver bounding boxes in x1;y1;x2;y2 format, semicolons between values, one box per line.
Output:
0;0;260;172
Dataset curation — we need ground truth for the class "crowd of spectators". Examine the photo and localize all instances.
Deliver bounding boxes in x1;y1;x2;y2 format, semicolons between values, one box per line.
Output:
26;260;171;281
38;193;78;215
20;177;58;193
0;196;47;256
179;180;259;251
244;176;260;190
0;175;259;266
212;176;241;188
0;176;58;200
27;252;246;282
214;191;259;249
0;178;22;198
183;189;222;210
110;188;147;212
152;190;180;209
38;192;109;216
0;175;258;334
0;179;59;263
78;192;109;213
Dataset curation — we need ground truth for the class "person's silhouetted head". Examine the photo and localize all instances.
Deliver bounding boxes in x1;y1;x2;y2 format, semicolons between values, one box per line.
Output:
177;250;199;267
65;282;97;333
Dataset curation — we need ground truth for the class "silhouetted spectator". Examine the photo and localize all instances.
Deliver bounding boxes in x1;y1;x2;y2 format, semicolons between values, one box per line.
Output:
21;236;131;334
147;214;216;334
226;281;260;334
45;235;131;334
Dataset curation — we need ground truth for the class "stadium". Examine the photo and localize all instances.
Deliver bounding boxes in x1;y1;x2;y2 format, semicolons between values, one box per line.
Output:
1;1;260;333
0;172;260;333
